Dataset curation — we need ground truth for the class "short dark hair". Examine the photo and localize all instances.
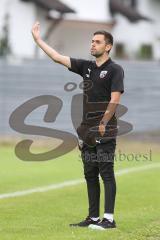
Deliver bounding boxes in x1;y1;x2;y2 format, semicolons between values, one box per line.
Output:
94;30;113;45
93;31;113;53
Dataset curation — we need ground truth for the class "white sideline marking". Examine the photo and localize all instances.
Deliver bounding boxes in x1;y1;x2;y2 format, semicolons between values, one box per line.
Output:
0;163;160;200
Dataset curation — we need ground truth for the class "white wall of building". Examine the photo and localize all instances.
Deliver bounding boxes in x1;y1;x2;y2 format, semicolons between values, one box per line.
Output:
112;0;160;59
0;0;37;58
146;0;160;59
0;0;160;59
61;0;112;22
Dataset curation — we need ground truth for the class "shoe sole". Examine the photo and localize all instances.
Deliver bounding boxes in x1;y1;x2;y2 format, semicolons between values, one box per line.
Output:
88;224;116;230
69;225;88;227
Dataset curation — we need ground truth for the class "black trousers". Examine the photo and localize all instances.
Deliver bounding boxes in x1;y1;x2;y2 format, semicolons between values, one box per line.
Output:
80;138;116;218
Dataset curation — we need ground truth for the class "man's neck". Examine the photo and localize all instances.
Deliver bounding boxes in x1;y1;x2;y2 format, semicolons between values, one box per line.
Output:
96;54;110;67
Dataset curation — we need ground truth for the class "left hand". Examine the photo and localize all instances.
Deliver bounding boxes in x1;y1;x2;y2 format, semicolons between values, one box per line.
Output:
31;22;41;42
99;123;105;137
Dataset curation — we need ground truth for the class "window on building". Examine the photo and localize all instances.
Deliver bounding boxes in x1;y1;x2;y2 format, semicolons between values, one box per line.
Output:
138;44;153;60
115;43;126;59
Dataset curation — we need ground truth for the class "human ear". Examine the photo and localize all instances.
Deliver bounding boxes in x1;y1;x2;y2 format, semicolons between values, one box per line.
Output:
106;44;112;52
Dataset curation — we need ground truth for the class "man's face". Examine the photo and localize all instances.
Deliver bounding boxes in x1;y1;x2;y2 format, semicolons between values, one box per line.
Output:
90;34;112;58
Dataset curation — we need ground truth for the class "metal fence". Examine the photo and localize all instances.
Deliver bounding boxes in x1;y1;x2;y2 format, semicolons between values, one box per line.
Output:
0;58;160;139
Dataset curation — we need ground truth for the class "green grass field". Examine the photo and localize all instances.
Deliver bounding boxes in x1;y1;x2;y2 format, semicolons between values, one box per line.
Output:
0;141;160;240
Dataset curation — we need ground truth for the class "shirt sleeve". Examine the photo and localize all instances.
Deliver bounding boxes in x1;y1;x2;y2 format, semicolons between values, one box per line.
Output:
68;58;87;77
111;65;124;94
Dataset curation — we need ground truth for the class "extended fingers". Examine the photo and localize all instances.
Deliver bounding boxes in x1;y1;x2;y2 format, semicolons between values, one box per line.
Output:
32;21;40;32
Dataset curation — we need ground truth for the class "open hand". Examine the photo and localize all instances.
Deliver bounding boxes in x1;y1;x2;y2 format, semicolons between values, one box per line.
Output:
31;21;41;42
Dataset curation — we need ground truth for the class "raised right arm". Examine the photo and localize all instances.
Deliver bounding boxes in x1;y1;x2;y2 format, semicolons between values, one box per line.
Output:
31;22;71;68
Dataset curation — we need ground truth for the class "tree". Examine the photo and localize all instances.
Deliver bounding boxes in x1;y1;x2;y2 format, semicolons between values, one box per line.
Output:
0;13;11;57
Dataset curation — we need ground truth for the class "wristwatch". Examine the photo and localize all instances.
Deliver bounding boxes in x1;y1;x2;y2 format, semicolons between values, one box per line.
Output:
100;120;108;126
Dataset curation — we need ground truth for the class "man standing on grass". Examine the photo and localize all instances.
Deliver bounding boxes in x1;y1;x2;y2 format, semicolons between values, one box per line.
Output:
32;22;124;230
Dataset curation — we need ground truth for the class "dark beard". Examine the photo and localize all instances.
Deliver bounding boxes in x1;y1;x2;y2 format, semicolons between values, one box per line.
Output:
91;52;104;58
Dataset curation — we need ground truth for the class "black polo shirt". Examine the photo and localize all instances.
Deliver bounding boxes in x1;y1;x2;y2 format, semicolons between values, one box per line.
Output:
68;57;124;126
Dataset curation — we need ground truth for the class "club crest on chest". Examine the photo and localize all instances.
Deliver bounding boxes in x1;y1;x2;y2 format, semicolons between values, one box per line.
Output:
100;71;108;79
86;68;91;78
